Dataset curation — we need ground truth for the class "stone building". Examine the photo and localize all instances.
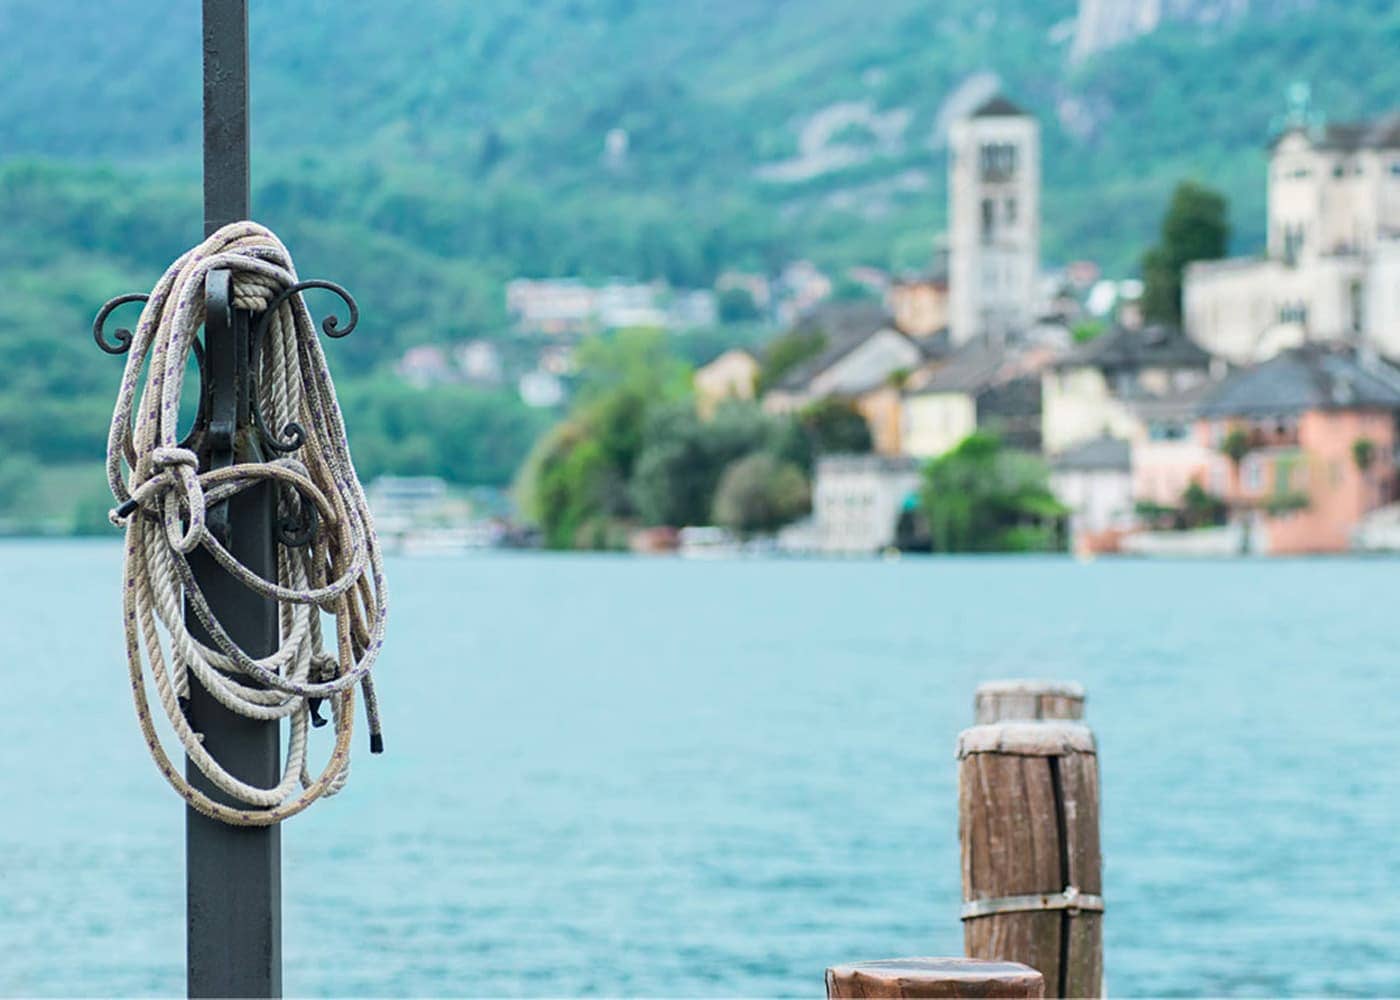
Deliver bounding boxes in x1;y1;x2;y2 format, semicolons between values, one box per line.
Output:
1185;92;1400;362
948;95;1040;347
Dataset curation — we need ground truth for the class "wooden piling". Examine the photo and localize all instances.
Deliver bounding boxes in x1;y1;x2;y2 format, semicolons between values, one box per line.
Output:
973;681;1085;724
826;958;1045;998
957;722;1102;998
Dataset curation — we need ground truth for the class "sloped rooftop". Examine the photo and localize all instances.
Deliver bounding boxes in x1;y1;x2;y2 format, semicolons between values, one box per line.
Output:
1052;434;1131;472
1198;346;1400;417
1055;323;1211;372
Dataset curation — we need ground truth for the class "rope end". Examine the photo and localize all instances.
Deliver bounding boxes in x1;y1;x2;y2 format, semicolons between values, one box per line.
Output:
110;497;139;525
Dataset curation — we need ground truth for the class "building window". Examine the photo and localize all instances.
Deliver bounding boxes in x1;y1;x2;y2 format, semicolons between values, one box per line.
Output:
979;143;1018;180
1243;456;1264;491
1004;197;1017;224
981;198;994;242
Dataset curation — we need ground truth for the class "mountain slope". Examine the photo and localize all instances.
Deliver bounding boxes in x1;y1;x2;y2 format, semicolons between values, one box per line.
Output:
5;0;1400;472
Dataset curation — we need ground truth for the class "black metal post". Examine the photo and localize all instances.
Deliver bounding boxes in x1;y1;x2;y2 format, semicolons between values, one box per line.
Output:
185;1;282;996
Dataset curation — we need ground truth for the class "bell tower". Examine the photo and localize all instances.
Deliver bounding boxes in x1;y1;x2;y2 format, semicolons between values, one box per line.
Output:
948;95;1040;346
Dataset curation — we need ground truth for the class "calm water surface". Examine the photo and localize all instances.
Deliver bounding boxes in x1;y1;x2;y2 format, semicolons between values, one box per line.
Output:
2;541;1398;997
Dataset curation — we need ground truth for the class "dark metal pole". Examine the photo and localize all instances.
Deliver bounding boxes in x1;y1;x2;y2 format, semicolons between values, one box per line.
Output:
186;1;282;996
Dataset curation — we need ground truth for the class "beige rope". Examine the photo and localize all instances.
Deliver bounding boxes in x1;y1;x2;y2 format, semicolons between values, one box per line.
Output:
107;221;387;826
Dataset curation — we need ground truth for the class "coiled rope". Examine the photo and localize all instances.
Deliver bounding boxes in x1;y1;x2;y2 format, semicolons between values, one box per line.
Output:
107;221;387;826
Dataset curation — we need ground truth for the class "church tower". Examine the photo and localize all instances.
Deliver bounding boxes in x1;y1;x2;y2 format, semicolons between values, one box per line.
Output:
948;95;1040;346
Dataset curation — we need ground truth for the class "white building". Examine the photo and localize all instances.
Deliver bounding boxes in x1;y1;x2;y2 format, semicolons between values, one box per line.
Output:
506;278;596;336
1049;435;1134;551
518;370;566;409
1185;91;1400;362
454;339;503;384
811;454;921;554
948;95;1041;347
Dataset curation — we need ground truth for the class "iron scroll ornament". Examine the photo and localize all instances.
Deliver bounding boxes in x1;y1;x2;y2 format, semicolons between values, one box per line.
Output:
95;278;359;455
248;279;359;455
92;293;150;354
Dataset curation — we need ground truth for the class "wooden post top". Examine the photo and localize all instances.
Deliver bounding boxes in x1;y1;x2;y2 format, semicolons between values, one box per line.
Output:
826;958;1045;998
974;680;1085;724
974;680;1085;700
957;721;1096;759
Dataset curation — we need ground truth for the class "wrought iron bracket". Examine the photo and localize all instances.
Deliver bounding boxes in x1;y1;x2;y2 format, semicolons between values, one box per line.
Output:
203;268;240;546
94;272;358;552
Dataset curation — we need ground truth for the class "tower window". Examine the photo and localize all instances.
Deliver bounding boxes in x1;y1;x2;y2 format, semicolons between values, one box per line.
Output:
979;143;1017;180
981;199;994;242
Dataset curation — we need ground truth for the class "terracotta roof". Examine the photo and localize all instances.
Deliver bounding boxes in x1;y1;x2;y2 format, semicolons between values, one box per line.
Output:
1198;346;1400;417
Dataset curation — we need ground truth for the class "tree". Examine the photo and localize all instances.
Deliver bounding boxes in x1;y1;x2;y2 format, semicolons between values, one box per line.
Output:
517;421;626;549
630;401;800;527
757;327;826;393
1071;319;1105;344
919;432;1066;552
1219;426;1251;492
1353;436;1377;507
1181;481;1227;529
797;397;872;457
1352;436;1376;474
517;328;693;547
1141;180;1229;325
711;452;810;536
717;286;760;323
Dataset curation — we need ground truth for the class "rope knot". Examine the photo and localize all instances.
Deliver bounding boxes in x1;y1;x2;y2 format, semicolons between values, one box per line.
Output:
149;446;206;553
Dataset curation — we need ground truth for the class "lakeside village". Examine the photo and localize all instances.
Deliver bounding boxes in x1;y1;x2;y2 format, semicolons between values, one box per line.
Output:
373;90;1400;559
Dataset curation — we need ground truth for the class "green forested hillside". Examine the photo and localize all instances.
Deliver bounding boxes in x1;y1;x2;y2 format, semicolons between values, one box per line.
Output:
4;0;1400;506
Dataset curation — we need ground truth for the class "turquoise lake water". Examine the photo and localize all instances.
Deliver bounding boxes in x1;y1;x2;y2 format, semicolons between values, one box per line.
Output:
2;541;1398;997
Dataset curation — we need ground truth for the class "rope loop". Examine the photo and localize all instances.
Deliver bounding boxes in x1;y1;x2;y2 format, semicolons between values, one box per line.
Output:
106;221;388;826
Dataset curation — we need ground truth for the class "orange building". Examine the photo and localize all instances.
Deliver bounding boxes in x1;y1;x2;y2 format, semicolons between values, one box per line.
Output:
1196;346;1400;553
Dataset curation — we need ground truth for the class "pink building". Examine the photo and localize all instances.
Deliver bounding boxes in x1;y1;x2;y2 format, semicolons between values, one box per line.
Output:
1130;383;1225;508
1197;346;1400;553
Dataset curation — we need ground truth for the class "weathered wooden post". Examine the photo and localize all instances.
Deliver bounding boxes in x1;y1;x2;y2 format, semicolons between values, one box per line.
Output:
974;681;1085;724
826;958;1044;999
957;722;1102;998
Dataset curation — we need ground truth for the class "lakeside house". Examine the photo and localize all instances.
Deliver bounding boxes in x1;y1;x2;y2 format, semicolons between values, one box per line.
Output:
1050;435;1133;553
1129;381;1224;511
1184;91;1400;363
1042;323;1213;455
694;348;761;419
902;333;1052;458
761;302;942;456
808;454;921;554
1194;345;1400;554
